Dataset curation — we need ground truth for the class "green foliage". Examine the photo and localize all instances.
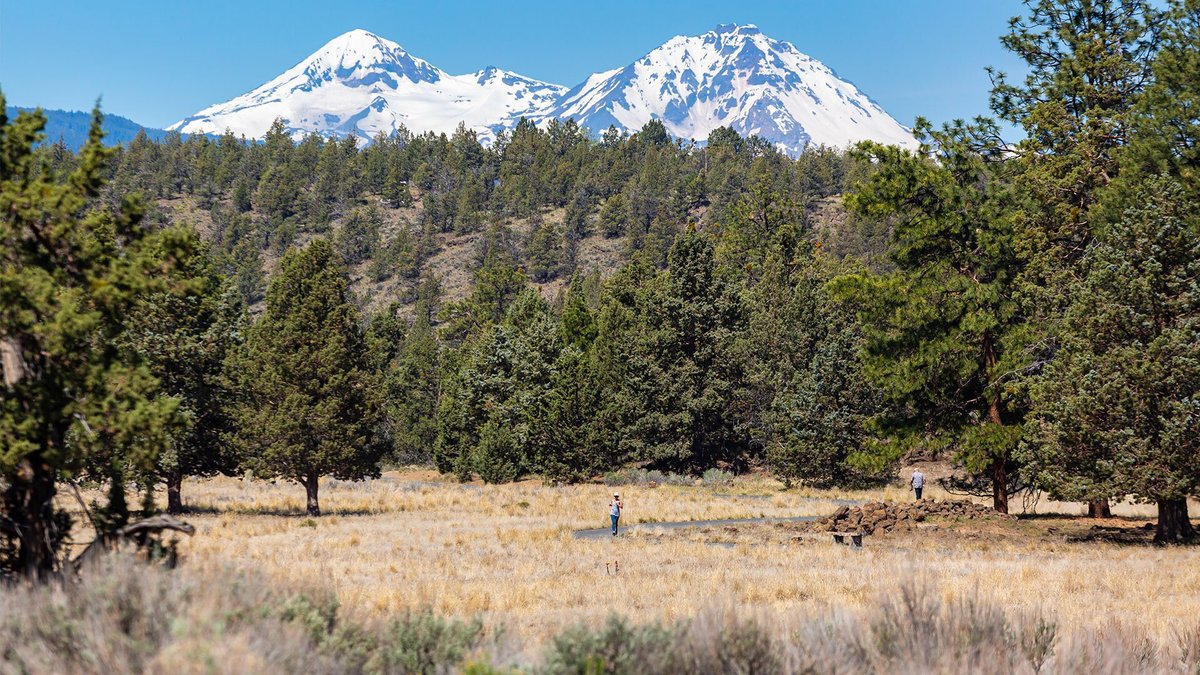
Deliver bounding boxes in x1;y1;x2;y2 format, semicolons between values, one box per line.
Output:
435;289;561;482
473;418;521;484
1021;178;1200;539
121;236;242;512
229;239;384;515
616;231;749;472
441;228;529;343
1114;0;1200;208
334;205;382;266
0;101;189;576
526;217;564;282
833;120;1024;510
540;615;685;675
384;302;442;465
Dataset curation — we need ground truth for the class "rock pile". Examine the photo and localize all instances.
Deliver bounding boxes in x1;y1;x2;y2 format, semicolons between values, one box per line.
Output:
812;498;1012;535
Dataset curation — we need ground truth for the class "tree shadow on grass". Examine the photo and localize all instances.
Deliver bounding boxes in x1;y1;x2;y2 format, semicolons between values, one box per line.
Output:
175;504;386;517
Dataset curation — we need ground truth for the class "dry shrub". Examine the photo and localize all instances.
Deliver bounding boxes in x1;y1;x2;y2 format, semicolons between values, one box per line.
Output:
0;554;500;675
0;553;337;674
535;586;1200;675
3;554;1199;674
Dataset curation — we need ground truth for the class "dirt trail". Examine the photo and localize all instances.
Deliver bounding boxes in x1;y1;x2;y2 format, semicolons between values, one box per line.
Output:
573;499;862;539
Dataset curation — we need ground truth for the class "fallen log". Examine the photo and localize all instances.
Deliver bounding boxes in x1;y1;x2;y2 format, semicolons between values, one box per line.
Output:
73;514;195;569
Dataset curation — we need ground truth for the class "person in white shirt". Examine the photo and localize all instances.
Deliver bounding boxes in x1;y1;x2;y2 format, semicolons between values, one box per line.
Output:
610;493;623;536
911;469;925;501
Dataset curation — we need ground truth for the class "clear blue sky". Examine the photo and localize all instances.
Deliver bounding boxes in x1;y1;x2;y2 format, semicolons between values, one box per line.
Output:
0;0;1028;132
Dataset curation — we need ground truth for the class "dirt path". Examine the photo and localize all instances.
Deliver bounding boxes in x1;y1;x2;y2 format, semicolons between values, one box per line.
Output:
571;502;864;538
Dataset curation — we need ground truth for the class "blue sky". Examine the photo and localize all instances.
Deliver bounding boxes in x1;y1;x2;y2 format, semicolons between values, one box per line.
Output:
1;0;1028;132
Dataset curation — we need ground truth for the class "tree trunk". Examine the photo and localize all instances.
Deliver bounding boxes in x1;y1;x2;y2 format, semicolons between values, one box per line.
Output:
1086;498;1112;518
166;472;184;514
304;474;320;517
991;459;1009;514
1154;499;1194;544
2;456;60;578
982;331;1010;514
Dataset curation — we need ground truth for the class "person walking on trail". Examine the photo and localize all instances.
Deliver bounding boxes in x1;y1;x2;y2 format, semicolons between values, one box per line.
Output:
610;492;623;536
911;469;925;501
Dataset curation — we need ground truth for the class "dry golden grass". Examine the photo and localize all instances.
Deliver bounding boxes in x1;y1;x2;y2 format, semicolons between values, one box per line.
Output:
70;470;1200;653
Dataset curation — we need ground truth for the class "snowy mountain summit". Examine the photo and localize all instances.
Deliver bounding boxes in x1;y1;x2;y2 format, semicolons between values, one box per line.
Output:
169;29;566;144
545;24;917;155
171;25;916;155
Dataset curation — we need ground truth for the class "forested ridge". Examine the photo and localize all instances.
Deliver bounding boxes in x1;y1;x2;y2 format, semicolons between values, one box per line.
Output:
3;0;1200;579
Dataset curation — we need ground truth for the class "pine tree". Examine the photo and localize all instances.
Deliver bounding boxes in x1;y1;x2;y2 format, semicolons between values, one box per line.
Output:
599;193;629;238
832;121;1024;512
441;230;528;343
561;274;598;349
230;239;384;516
991;0;1164;516
1115;0;1200;204
535;345;607;483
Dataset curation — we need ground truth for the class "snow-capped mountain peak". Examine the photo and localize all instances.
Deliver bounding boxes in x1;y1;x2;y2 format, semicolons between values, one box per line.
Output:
171;25;915;155
544;23;916;155
295;29;443;86
169;29;558;143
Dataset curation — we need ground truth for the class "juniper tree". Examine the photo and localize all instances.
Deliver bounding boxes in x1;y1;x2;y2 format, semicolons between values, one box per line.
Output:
745;238;885;488
434;290;561;482
620;231;749;472
123;238;241;513
1023;178;1200;542
230;239;384;516
384;305;441;465
1;102;189;576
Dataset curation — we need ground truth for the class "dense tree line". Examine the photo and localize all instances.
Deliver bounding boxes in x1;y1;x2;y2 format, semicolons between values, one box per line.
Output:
33;111;865;311
4;0;1200;578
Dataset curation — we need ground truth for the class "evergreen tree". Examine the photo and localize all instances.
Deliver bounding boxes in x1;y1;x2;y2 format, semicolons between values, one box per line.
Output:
434;289;561;482
561;274;598;349
335;205;382;266
599;193;629;238
535;345;607;483
992;0;1163;516
1023;178;1200;542
230;239;384;516
441;230;528;343
387;301;442;464
123;236;241;513
739;230;885;488
620;231;748;472
526;218;563;282
1115;0;1200;204
1;103;188;576
832;121;1024;512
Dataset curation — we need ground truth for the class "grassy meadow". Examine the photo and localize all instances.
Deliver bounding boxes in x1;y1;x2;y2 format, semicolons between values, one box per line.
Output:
41;470;1199;672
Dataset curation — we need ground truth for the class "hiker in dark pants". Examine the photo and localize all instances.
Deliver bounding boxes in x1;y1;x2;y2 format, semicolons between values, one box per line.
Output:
610;492;623;536
911;469;925;501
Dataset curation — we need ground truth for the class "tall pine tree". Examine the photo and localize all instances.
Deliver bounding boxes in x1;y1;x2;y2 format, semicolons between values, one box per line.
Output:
833;121;1025;512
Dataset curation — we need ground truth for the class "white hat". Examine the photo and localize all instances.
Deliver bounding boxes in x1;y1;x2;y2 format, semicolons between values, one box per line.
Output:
613;492;619;496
